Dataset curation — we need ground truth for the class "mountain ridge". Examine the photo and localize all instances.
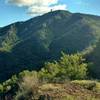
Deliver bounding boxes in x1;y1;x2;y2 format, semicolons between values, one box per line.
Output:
0;10;100;81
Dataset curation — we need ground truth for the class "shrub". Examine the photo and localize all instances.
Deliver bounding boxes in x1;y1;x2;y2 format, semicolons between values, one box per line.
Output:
14;70;40;100
39;52;88;81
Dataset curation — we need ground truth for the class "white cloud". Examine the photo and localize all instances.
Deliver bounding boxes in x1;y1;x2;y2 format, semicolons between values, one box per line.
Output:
7;0;34;6
28;4;67;15
6;0;67;15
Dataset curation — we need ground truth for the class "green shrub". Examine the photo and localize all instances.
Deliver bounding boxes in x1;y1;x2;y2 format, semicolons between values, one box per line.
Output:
39;52;88;81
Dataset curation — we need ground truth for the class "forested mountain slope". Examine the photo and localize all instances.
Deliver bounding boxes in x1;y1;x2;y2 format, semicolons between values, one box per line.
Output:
0;10;100;81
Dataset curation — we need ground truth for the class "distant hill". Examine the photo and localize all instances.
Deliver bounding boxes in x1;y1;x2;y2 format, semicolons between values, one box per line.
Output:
0;10;100;81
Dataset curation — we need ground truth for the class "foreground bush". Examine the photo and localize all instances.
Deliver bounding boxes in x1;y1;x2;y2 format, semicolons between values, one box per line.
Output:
39;52;88;82
14;71;40;100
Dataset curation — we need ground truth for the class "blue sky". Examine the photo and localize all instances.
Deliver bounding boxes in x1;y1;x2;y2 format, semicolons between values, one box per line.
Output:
0;0;100;27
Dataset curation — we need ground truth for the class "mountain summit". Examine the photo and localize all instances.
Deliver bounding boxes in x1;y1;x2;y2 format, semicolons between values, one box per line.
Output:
0;10;100;81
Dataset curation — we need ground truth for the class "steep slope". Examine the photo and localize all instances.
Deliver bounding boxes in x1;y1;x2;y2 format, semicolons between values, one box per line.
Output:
0;10;100;81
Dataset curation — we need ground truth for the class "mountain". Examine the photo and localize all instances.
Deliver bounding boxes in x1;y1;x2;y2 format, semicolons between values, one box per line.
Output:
0;10;100;81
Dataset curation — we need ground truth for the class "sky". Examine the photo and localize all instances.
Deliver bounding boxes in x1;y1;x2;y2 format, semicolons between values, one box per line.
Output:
0;0;100;27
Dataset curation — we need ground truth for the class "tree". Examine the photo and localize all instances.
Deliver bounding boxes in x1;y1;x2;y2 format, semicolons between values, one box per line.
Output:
39;52;88;81
39;61;60;81
59;52;87;80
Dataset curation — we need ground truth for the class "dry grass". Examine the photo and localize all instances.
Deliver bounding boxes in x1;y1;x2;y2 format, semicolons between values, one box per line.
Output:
72;80;100;92
38;82;100;100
